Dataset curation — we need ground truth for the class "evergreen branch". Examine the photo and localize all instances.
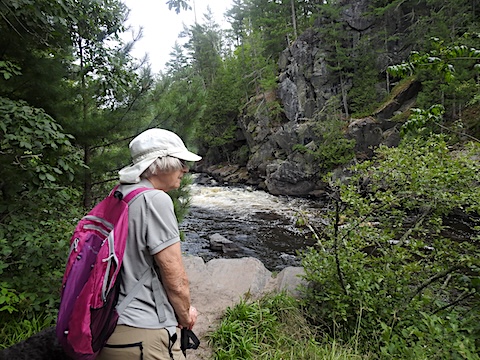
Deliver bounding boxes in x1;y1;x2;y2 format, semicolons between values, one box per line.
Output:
91;177;119;187
90;77;154;152
90;134;135;151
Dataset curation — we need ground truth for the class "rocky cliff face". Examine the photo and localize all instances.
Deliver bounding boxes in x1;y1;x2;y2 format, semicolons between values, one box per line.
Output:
198;0;420;197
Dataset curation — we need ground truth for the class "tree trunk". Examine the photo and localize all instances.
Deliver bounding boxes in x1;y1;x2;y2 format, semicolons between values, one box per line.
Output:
83;145;92;209
79;39;92;208
291;0;298;39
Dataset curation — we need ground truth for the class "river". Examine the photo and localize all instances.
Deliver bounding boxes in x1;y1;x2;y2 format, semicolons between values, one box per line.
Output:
179;174;327;271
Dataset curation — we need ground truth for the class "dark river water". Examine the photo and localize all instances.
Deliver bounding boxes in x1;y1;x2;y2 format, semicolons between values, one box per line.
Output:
179;175;327;271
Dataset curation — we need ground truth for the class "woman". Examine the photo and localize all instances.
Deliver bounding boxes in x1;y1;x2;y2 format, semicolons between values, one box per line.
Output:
98;128;200;360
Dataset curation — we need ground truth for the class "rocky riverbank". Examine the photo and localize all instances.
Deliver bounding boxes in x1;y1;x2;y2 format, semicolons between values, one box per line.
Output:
0;257;305;360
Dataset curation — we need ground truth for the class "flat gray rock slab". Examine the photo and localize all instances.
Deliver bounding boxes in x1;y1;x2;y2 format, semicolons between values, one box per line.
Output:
182;256;306;359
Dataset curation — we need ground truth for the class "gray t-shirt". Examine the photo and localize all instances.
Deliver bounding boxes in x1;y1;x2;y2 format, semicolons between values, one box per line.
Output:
117;179;179;333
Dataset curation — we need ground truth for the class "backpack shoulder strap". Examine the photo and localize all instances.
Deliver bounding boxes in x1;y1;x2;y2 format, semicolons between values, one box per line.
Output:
122;187;151;203
116;268;167;322
114;186;167;321
116;268;150;315
151;273;167;322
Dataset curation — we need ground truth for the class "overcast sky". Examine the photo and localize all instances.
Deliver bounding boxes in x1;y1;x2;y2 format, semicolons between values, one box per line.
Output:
121;0;233;73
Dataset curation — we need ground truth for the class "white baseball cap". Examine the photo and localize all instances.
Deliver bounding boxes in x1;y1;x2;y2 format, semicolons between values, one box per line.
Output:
119;128;202;183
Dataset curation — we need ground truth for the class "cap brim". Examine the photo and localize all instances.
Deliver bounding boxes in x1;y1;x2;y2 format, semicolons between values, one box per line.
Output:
169;149;202;162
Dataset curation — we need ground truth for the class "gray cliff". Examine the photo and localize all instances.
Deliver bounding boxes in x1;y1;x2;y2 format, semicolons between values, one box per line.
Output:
198;0;421;196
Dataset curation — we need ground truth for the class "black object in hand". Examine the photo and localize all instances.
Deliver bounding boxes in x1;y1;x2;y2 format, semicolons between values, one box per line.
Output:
180;328;200;357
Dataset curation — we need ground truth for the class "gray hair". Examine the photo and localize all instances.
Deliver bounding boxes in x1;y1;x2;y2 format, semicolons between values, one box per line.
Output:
140;156;184;179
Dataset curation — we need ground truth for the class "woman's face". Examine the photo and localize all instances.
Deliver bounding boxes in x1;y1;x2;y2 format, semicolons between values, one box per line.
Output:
152;163;189;192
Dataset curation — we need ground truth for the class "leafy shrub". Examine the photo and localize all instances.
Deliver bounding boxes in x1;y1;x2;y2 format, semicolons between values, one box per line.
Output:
0;94;86;346
0;97;82;189
0;185;82;349
293;116;355;172
301;134;480;357
380;311;479;359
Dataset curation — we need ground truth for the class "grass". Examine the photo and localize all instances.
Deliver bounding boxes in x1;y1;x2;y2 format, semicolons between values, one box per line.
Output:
208;293;367;360
0;312;55;349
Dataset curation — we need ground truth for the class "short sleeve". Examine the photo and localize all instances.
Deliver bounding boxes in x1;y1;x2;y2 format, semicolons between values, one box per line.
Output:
144;191;181;255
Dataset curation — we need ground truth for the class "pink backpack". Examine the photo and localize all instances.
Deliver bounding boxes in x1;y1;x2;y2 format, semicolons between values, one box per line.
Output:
56;185;149;359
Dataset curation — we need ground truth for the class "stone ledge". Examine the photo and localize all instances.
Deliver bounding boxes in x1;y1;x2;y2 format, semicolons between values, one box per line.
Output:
183;256;305;359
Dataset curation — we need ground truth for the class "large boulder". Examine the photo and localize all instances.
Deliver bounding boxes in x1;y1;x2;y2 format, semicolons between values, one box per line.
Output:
183;256;306;360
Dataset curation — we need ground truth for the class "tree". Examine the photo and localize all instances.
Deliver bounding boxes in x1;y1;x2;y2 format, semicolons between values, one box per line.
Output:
225;0;249;47
290;0;298;39
196;56;247;163
165;42;190;75
0;0;73;117
0;0;83;209
182;7;223;88
166;0;191;14
58;0;155;207
149;70;206;146
245;0;292;58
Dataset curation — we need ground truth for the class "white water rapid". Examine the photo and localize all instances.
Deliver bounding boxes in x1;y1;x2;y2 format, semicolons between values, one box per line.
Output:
180;175;327;271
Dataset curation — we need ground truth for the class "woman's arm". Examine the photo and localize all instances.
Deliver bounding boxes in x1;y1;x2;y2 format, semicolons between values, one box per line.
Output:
154;242;197;329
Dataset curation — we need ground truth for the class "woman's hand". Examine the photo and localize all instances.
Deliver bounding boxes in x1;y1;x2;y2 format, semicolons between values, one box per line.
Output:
186;306;198;330
178;306;198;329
